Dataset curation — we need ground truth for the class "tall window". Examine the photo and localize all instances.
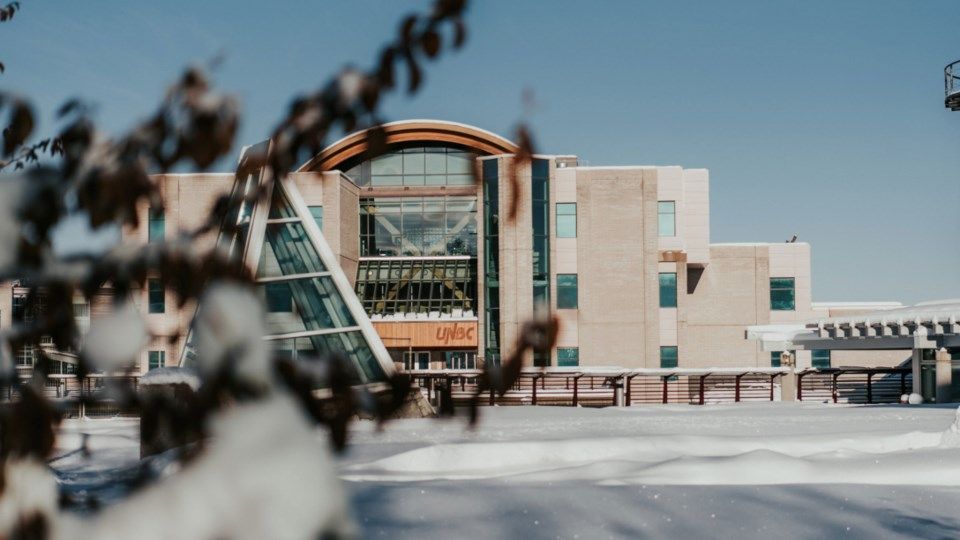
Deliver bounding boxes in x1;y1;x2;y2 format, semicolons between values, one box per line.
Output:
557;347;579;367
556;203;576;238
531;159;550;366
557;274;578;309
148;350;165;371
148;207;165;243
660;346;678;368
308;206;323;231
482;159;501;366
659;272;677;308
812;350;831;369
658;201;676;237
770;277;796;311
147;279;165;314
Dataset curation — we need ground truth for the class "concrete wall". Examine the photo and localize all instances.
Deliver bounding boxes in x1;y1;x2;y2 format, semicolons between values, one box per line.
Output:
571;167;659;367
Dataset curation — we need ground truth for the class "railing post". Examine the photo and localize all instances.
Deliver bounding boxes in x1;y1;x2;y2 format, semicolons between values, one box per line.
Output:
866;373;873;404
832;372;840;404
573;376;579;407
735;374;743;403
797;372;804;401
531;375;538;406
769;374;776;401
698;375;706;405
625;375;632;406
661;376;668;404
489;383;495;405
900;371;907;397
541;374;546;391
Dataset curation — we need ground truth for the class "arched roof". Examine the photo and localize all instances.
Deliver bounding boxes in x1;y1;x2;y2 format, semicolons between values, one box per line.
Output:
297;119;518;172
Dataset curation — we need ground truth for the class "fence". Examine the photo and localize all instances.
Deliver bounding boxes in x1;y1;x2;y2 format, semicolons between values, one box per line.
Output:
409;366;913;408
3;373;140;418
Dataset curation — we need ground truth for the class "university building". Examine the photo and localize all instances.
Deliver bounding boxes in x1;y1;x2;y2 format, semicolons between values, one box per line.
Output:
0;120;907;375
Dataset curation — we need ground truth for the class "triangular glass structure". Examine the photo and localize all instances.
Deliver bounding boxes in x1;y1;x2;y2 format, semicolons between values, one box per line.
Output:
181;144;394;384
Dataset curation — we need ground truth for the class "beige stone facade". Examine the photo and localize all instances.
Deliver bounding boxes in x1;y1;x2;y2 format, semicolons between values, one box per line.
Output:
0;120;909;373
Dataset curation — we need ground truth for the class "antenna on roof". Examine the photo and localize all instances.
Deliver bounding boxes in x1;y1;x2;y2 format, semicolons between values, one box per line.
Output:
787;234;798;243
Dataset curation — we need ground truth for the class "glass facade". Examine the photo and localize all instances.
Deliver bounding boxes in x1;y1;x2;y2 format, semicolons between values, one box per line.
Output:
557;274;578;309
148;350;165;371
359;196;477;257
148;279;165;313
659;272;677;308
812;350;831;369
148;207;165;243
658;201;676;237
254;182;385;383
532;159;550;366
482;159;501;366
308;206;323;231
557;347;579;367
355;258;476;316
770;277;796;311
556;203;576;238
344;144;476;187
660;346;678;369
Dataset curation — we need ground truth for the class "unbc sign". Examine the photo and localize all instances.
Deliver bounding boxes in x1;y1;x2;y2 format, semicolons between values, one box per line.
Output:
372;320;479;348
435;323;476;345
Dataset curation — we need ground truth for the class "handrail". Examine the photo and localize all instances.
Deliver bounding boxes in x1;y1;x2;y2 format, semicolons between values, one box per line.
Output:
947;60;960;96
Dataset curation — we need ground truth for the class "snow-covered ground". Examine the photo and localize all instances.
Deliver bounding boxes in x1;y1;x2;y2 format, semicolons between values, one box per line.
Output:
51;404;960;539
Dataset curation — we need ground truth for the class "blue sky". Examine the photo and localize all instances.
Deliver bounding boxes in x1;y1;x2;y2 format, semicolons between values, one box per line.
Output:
3;0;958;304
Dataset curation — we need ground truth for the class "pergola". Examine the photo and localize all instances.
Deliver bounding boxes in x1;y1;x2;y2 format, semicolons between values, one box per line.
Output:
748;300;960;401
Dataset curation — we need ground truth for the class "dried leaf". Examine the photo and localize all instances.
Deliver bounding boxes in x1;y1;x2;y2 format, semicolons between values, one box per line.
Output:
421;30;441;58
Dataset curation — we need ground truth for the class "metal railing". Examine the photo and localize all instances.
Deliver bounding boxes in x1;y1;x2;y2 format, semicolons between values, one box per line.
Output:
946;60;960;109
408;366;913;407
3;373;141;417
796;367;910;404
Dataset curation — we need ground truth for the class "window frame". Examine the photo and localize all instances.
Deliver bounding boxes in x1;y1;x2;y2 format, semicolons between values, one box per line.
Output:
556;273;578;309
555;202;577;238
769;277;796;311
148;350;165;371
660;345;678;369
811;349;831;369
657;201;676;237
147;279;165;314
148;207;165;243
659;272;678;308
557;347;579;367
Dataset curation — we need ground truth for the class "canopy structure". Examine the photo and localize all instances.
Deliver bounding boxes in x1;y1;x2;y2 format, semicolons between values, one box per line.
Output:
748;300;960;352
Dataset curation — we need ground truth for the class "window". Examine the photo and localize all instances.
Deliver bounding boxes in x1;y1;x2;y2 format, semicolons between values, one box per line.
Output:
556;203;576;238
147;279;165;314
812;350;831;369
344;144;476;187
659;272;677;308
403;351;431;370
770;277;796;311
658;201;675;237
308;206;323;231
445;351;476;369
557;274;578;309
660;346;678;369
148;207;165;243
355;258;476;316
148;350;165;371
265;282;293;312
557;347;579;367
360;196;477;257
